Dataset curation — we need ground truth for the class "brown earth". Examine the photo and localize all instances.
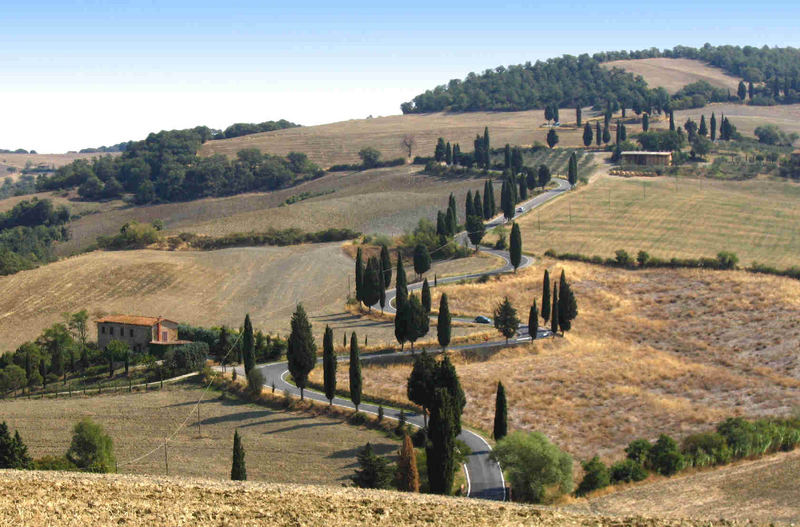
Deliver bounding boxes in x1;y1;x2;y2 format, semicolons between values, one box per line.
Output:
0;469;755;527
602;58;742;94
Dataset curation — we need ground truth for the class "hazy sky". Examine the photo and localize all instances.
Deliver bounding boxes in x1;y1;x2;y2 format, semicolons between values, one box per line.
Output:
2;1;797;152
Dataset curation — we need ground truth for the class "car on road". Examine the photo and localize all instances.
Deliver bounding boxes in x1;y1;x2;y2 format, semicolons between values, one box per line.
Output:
516;206;524;213
474;315;491;324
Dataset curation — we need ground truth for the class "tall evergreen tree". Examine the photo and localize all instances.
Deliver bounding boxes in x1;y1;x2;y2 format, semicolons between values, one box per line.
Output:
710;113;717;141
413;244;431;279
445;207;457;237
0;422;32;469
508;173;518;204
483;127;490;163
434;138;446;162
379;244;392;288
642;113;650;132
748;81;754;100
558;270;578;333
379;259;386;313
437;293;451;351
421;278;431;313
615;119;621;144
541;270;551;323
349;332;362;412
518;174;528;200
501;180;514;220
583;122;593;147
394;300;410;351
407;350;436;427
362;257;382;311
242;313;255;375
546;128;559;149
322;325;336;405
435;354;466;433
487;179;496;216
493;381;508;441
504;144;511;169
511;147;523;174
482;180;492;219
230;430;246;481
445;142;452;165
551;284;559;335
595;121;602;146
395;254;408;306
287;304;316;400
465;190;474;218
669;110;675;131
407;294;429;352
528;300;539;340
544;105;553;122
576;106;582;127
567;152;578;187
738;80;747;100
354;247;364;305
538;164;551;188
620;122;627;141
436;210;446;238
493;297;520;344
396;433;420;492
426;388;457;495
509;222;522;271
466;214;485;249
602;120;611;144
699;115;708;137
473;190;483;220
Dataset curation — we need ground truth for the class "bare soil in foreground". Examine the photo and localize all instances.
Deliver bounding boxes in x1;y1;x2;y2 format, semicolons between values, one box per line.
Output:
0;469;753;527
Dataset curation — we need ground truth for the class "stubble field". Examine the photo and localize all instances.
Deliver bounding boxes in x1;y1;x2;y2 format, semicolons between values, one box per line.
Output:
602;58;743;94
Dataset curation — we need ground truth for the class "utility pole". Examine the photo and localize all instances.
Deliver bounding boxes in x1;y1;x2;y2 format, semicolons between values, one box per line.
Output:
197;404;201;437
164;439;169;476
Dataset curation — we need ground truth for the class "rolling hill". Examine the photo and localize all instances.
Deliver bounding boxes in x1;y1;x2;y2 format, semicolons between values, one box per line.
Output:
601;58;743;94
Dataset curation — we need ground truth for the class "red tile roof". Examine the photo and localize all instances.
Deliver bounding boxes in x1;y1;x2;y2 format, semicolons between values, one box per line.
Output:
95;315;177;327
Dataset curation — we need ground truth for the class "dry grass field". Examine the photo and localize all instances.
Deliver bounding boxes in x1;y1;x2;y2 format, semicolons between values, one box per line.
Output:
337;258;800;461
0;243;493;352
0;152;116;180
0;384;400;484
0;470;747;527
572;449;800;524
512;175;800;269
602;58;743;94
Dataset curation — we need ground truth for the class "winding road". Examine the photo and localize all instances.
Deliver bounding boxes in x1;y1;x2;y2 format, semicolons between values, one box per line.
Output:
253;177;571;501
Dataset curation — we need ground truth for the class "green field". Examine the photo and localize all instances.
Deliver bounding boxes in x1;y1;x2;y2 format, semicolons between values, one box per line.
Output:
513;175;800;269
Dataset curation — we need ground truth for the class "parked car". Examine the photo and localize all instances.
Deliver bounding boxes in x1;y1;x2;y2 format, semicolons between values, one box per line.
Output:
474;315;491;324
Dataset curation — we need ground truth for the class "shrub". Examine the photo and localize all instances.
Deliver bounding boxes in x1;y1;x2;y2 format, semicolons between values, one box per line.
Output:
609;459;648;483
163;342;208;377
246;368;265;396
350;442;393;489
34;455;78;471
575;456;610;497
682;432;731;467
65;418;115;473
489;431;573;504
647;434;684;476
625;439;652;466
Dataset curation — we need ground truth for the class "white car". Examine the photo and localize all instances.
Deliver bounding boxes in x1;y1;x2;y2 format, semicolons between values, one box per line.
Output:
516;207;524;213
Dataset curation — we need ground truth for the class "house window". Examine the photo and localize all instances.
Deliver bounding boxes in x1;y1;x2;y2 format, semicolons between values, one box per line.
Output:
101;327;106;334
110;327;114;336
130;329;134;337
162;331;168;342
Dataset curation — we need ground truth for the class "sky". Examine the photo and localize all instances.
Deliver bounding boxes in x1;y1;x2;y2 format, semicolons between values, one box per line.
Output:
1;1;798;153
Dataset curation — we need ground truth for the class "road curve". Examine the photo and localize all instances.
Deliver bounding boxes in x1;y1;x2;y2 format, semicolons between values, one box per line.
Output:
257;177;571;501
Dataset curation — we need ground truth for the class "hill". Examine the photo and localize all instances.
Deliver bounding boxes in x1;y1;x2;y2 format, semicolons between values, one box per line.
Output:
0;469;751;527
315;257;800;461
1;384;400;484
601;58;742;94
572;449;800;524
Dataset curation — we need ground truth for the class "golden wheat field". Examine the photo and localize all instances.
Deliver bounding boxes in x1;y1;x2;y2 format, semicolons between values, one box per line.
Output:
602;58;743;94
510;175;800;269
572;449;800;524
0;244;493;352
0;469;750;527
0;384;399;484
332;258;800;461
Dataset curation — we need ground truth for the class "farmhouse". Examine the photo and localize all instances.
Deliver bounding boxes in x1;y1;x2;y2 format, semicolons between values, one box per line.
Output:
620;151;672;167
791;150;800;164
95;314;182;353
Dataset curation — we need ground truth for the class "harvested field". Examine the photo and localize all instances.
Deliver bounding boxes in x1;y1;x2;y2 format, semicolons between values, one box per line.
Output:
0;152;113;172
0;384;399;484
602;58;742;94
50;165;499;255
0;469;754;527
345;259;800;461
572;449;800;524
0;243;491;351
513;175;800;269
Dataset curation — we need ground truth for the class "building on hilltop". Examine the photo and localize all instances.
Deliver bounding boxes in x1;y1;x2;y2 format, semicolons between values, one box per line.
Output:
95;314;185;353
620;151;672;167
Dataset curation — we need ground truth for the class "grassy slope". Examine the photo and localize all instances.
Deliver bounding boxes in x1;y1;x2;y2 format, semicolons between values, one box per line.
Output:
0;243;495;351
331;258;800;461
571;449;800;524
512;174;800;268
602;58;743;94
1;384;399;484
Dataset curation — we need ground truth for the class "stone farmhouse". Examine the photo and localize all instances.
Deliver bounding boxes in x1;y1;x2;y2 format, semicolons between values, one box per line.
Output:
95;315;183;353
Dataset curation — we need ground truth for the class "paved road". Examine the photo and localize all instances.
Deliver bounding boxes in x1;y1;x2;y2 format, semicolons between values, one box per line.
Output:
242;178;571;501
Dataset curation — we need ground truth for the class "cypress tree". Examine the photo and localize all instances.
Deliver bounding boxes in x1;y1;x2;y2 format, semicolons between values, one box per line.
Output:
483;127;490;164
509;222;522;271
602;120;611;144
748;81;754;100
349;332;362;412
541;270;551;323
493;297;520;344
434;138;446;162
546;128;559;148
511;147;523;175
434;354;466;432
595;121;602;146
445;207;456;237
518;174;528;200
407;350;436;427
396;433;420;492
421;278;431;313
509;172;518;204
379;244;392;289
528;300;539;340
231;430;246;481
242;314;255;375
413;244;431;279
583;122;593;147
362;257;382;311
436;210;446;238
0;422;31;469
642;113;650;132
710;113;717;141
558;270;578;333
445;142;452;165
11;431;31;469
448;193;456;219
287;304;316;400
504;144;511;169
576;106;582;127
615;119;621;144
487;179;496;216
407;294;429;352
738;80;747;100
322;325;336;405
545;105;553;122
551;284;559;336
437;293;452;350
395;254;408;306
501;180;514;220
473;190;483;220
465;190;474;218
482;180;492;219
426;388;456;495
379;259;386;313
354;247;364;304
620;122;627;141
567;152;578;187
699;115;708;137
538;164;551;188
351;443;393;489
493;381;508;441
394;300;410;351
669;110;675;131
